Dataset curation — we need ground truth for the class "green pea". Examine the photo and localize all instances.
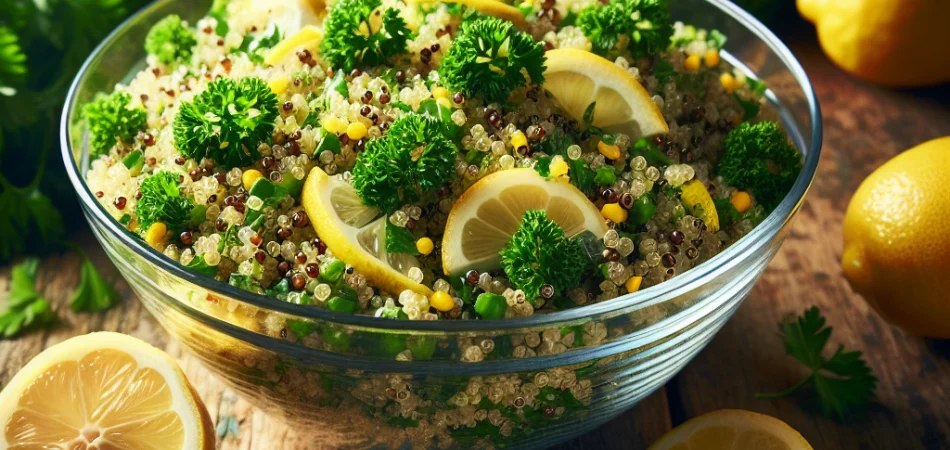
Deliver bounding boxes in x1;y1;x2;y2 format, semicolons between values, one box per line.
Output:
319;259;346;284
475;293;508;320
327;295;359;313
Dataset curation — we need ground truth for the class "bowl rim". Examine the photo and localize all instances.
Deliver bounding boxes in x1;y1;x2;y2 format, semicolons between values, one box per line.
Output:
60;0;822;333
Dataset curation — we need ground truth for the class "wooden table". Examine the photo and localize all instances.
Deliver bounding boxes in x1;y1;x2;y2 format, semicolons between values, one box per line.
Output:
2;22;949;450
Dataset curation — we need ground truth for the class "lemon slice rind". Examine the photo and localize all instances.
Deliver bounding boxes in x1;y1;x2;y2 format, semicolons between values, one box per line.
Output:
302;167;433;296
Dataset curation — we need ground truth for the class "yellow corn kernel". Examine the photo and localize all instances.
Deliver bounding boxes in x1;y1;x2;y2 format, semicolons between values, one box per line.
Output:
346;122;368;140
720;73;738;93
549;156;569;178
625;276;643;293
684;54;702;72
510;130;528;150
145;222;168;247
431;86;450;99
597;141;621;160
429;291;455;312
242;169;264;191
323;115;348;135
730;190;753;214
268;77;290;95
416;237;434;256
601;203;628;224
704;49;721;67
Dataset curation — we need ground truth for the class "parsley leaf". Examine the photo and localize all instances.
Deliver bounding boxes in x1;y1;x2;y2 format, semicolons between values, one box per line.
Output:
70;256;121;313
0;175;65;263
756;307;877;420
237;25;281;64
385;221;420;255
0;259;56;338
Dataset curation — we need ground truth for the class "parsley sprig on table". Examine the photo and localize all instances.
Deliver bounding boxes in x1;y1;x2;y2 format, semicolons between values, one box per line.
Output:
756;307;878;420
0;259;56;337
69;245;121;313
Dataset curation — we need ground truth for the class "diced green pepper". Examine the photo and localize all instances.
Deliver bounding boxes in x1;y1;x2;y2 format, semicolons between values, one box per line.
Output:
632;138;673;167
315;129;342;154
319;259;346;284
122;150;144;176
327;295;359;313
475;293;507;320
630;191;657;226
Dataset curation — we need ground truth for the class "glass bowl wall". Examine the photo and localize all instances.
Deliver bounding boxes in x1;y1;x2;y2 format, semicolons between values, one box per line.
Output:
61;1;821;448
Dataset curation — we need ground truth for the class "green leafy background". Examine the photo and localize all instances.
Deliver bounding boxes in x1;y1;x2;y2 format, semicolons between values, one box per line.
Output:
0;0;151;263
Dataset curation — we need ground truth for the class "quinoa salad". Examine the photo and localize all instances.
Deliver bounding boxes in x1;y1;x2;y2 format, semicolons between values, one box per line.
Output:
83;0;801;322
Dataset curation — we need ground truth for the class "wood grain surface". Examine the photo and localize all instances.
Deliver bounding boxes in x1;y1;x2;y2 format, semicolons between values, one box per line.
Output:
2;23;949;450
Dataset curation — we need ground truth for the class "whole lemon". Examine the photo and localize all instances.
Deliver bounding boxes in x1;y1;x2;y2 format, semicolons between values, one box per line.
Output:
798;0;950;87
842;137;950;338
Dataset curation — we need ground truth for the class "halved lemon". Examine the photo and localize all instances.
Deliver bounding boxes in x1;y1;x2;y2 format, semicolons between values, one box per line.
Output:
302;166;433;296
0;332;214;450
442;168;608;276
407;0;527;28
543;48;669;139
648;409;813;450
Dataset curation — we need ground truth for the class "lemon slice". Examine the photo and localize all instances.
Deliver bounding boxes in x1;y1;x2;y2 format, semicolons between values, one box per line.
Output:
543;48;669;139
442;168;608;276
302;166;433;296
0;332;214;450
408;0;527;28
648;409;813;450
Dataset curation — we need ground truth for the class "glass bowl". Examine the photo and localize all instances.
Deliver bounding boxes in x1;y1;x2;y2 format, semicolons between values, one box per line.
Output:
61;0;821;448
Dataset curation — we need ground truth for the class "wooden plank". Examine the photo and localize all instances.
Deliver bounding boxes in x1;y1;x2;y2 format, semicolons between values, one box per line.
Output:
667;26;950;450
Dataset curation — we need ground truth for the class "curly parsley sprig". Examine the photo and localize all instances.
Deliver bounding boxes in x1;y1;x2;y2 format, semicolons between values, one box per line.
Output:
145;14;197;66
319;0;412;71
440;17;546;103
500;210;590;300
173;76;279;168
351;114;459;212
756;307;877;420
83;91;148;158
134;171;195;234
577;0;673;57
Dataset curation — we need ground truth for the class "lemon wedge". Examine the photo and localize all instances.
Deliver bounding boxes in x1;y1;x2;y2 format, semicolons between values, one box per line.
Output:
441;168;608;276
302;166;433;296
648;409;813;450
265;25;323;67
543;48;669;139
680;179;720;232
407;0;527;28
0;332;214;450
